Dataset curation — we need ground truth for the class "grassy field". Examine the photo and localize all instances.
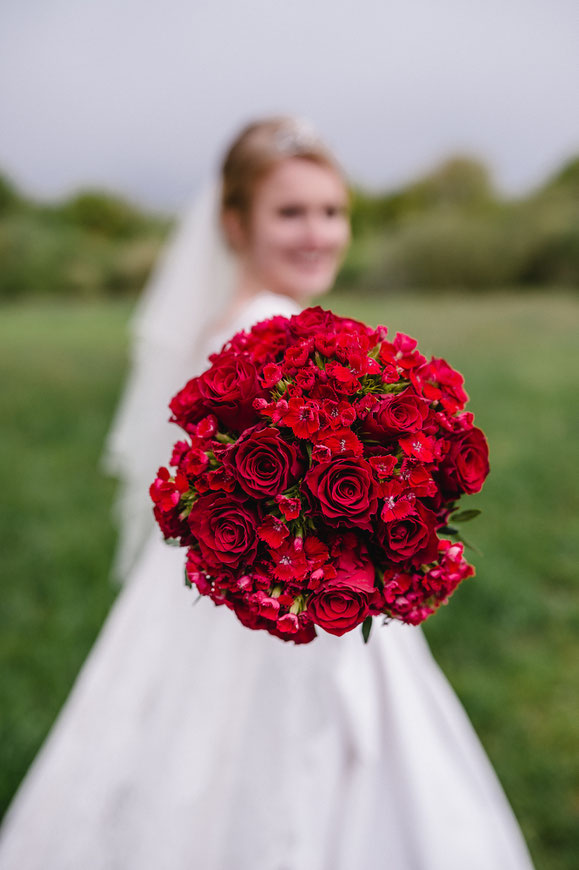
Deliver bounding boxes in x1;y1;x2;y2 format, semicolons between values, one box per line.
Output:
1;292;578;868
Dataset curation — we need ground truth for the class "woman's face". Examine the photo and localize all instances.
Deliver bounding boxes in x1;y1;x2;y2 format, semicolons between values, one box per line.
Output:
237;157;351;300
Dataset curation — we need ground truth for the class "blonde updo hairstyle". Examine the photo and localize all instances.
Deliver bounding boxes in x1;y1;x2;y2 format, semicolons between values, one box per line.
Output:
219;116;348;249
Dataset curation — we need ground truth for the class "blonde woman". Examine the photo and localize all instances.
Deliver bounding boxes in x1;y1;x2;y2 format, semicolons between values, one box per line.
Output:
0;117;534;870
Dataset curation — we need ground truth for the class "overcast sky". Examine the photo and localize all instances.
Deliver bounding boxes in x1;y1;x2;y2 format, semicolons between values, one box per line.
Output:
1;0;578;212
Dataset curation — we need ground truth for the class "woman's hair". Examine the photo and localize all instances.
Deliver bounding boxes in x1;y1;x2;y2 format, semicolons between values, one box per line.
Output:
220;116;346;223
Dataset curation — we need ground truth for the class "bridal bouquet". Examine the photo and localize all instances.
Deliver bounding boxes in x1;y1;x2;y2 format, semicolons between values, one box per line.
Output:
150;306;489;644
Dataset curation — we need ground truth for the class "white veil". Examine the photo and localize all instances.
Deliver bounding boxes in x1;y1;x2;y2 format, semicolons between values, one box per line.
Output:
102;178;238;582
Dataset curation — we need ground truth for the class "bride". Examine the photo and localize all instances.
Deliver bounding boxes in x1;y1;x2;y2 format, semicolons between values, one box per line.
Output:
0;117;534;869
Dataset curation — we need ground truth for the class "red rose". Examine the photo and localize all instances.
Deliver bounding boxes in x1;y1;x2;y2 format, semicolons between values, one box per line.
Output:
306;545;375;636
188;493;258;570
223;426;303;498
303;457;378;530
363;388;429;440
438;426;490;497
198;353;263;431
377;501;439;565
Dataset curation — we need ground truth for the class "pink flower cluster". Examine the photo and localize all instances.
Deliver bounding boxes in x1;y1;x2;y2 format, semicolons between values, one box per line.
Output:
150;306;489;643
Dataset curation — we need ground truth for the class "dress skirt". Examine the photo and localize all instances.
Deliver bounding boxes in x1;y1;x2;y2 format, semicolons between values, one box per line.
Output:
0;531;534;869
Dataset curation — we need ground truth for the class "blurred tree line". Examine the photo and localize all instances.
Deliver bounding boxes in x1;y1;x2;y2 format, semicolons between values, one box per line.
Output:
338;154;579;293
0;153;578;301
0;179;170;300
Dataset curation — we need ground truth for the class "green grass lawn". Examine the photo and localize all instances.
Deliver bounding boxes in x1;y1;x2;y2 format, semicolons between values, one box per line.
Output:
1;292;578;868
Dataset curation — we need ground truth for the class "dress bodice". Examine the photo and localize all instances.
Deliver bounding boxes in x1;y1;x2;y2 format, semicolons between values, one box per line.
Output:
197;289;301;363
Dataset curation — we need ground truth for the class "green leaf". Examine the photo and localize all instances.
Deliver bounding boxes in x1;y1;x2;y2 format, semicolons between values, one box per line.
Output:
314;351;326;370
362;615;373;643
439;525;483;556
457;533;483;557
451;509;482;523
215;431;235;444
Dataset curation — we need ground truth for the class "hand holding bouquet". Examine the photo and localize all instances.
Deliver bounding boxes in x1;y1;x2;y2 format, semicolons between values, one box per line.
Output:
151;306;489;644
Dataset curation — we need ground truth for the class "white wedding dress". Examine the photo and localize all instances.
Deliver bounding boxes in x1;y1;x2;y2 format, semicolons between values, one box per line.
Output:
0;291;534;870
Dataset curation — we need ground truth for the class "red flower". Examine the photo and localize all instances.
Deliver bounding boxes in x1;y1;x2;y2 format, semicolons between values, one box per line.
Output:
284;340;313;370
271;612;317;644
290;306;338;338
223;425;303;498
170;440;190;467
363;388;429;440
306;544;375;636
276;613;300;634
325;360;360;393
169;377;207;431
249;590;281;621
270;538;309;582
416;357;469;414
303;457;378;530
382;570;413;604
399;460;438;497
294;366;318;391
438;426;490;497
196;415;218;439
314;334;338;357
257;515;290;548
153;505;190;543
188;493;259;570
320;399;356;430
198;353;263;431
226;317;291;362
399;431;436;463
275;494;302;521
367;453;397;479
304;535;330;570
181;447;209;477
380;480;416;522
282;396;320;439
379;332;426;371
203;467;236;492
353;394;380;419
149;466;190;541
377;502;439;566
425;540;475;598
261;363;283;388
315;427;364;457
149;466;188;512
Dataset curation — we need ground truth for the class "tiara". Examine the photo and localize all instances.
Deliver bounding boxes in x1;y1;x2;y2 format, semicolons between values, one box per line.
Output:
273;119;323;155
